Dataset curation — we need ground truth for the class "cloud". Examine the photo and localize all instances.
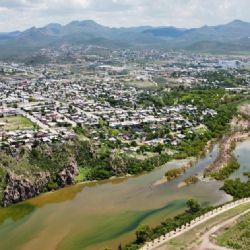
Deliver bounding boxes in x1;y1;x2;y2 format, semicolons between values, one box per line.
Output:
0;0;41;9
0;0;250;31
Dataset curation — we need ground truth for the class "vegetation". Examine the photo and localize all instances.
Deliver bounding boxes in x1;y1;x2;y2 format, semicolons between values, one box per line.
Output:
162;203;250;250
165;167;186;181
216;212;250;250
197;70;248;88
28;96;36;102
139;88;237;109
139;88;240;161
183;176;198;185
88;89;241;182
221;177;250;199
0;115;35;131
121;199;211;250
211;157;240;180
243;172;250;178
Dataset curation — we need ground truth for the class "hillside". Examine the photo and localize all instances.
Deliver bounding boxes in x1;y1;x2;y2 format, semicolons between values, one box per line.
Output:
0;19;250;59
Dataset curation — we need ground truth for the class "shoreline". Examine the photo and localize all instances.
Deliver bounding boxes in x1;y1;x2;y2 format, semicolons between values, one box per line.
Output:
0;136;218;207
205;132;249;177
153;157;196;186
204;105;250;177
0;133;246;208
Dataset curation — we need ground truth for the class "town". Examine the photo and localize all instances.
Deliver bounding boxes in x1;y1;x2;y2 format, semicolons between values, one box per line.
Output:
1;2;250;249
1;48;250;155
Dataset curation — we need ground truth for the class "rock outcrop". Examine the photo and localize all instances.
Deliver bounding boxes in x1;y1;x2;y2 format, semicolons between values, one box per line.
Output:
58;159;79;186
2;159;79;207
3;171;50;207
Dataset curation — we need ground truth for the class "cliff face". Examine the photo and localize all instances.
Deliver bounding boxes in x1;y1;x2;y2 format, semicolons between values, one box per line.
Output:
58;159;79;186
2;159;79;207
3;171;50;207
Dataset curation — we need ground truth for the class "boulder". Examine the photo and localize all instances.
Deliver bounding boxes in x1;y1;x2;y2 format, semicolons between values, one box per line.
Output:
58;159;79;186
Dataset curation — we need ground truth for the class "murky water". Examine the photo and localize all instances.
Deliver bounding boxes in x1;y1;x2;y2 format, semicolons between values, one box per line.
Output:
231;139;250;181
0;140;249;250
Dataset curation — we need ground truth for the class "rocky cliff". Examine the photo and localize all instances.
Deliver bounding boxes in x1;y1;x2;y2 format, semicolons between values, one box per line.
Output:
58;159;79;186
2;159;79;207
3;171;50;207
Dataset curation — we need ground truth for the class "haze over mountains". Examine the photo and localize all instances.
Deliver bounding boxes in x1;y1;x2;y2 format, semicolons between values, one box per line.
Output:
0;19;250;58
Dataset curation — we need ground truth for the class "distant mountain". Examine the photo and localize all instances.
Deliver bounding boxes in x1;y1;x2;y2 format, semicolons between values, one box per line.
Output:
177;20;250;42
142;27;189;38
0;31;21;41
0;19;250;59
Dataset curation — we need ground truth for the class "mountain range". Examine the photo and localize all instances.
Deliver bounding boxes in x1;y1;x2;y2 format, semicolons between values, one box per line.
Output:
0;19;250;59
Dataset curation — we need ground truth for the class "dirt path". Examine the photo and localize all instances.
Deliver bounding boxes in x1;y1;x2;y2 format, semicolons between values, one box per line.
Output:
197;209;250;250
240;104;250;116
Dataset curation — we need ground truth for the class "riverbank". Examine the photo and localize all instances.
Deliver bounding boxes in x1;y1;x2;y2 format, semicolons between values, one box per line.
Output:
153;158;196;186
204;100;250;177
205;132;249;177
0;132;215;208
205;105;250;178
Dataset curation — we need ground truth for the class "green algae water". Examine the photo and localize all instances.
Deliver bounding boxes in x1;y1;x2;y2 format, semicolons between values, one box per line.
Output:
0;141;249;250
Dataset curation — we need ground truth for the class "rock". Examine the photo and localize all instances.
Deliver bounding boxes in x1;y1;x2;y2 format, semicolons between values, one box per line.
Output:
3;171;50;207
2;159;79;207
58;159;79;186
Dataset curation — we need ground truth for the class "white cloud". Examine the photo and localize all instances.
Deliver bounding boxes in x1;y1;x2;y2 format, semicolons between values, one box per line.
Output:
0;0;250;31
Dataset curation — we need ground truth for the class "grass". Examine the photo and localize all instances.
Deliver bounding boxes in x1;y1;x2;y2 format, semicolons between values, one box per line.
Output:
74;167;91;182
194;126;208;135
125;81;157;89
127;152;158;160
0;115;35;131
163;203;250;250
216;212;250;250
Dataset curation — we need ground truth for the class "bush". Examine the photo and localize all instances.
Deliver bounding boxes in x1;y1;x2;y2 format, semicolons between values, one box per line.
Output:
212;157;240;180
221;178;250;199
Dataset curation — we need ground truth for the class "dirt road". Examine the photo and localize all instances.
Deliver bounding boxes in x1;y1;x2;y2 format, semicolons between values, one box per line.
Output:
197;209;250;250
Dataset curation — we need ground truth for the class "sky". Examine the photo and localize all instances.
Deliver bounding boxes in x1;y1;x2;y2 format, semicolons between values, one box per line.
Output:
0;0;250;32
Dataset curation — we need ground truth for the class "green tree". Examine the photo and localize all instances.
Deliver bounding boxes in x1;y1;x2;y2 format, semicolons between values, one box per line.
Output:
186;199;201;214
136;224;152;243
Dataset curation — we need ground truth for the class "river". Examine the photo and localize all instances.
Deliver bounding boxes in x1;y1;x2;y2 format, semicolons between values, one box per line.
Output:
0;140;249;250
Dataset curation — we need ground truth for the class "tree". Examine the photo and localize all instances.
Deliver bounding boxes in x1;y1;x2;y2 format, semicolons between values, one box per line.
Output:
28;96;36;102
155;144;164;154
186;199;201;214
131;141;137;147
136;224;152;243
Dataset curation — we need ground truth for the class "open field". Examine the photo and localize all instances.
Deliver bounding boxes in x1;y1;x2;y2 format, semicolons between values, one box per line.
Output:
0;115;34;131
125;80;157;89
216;212;250;250
155;202;250;250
